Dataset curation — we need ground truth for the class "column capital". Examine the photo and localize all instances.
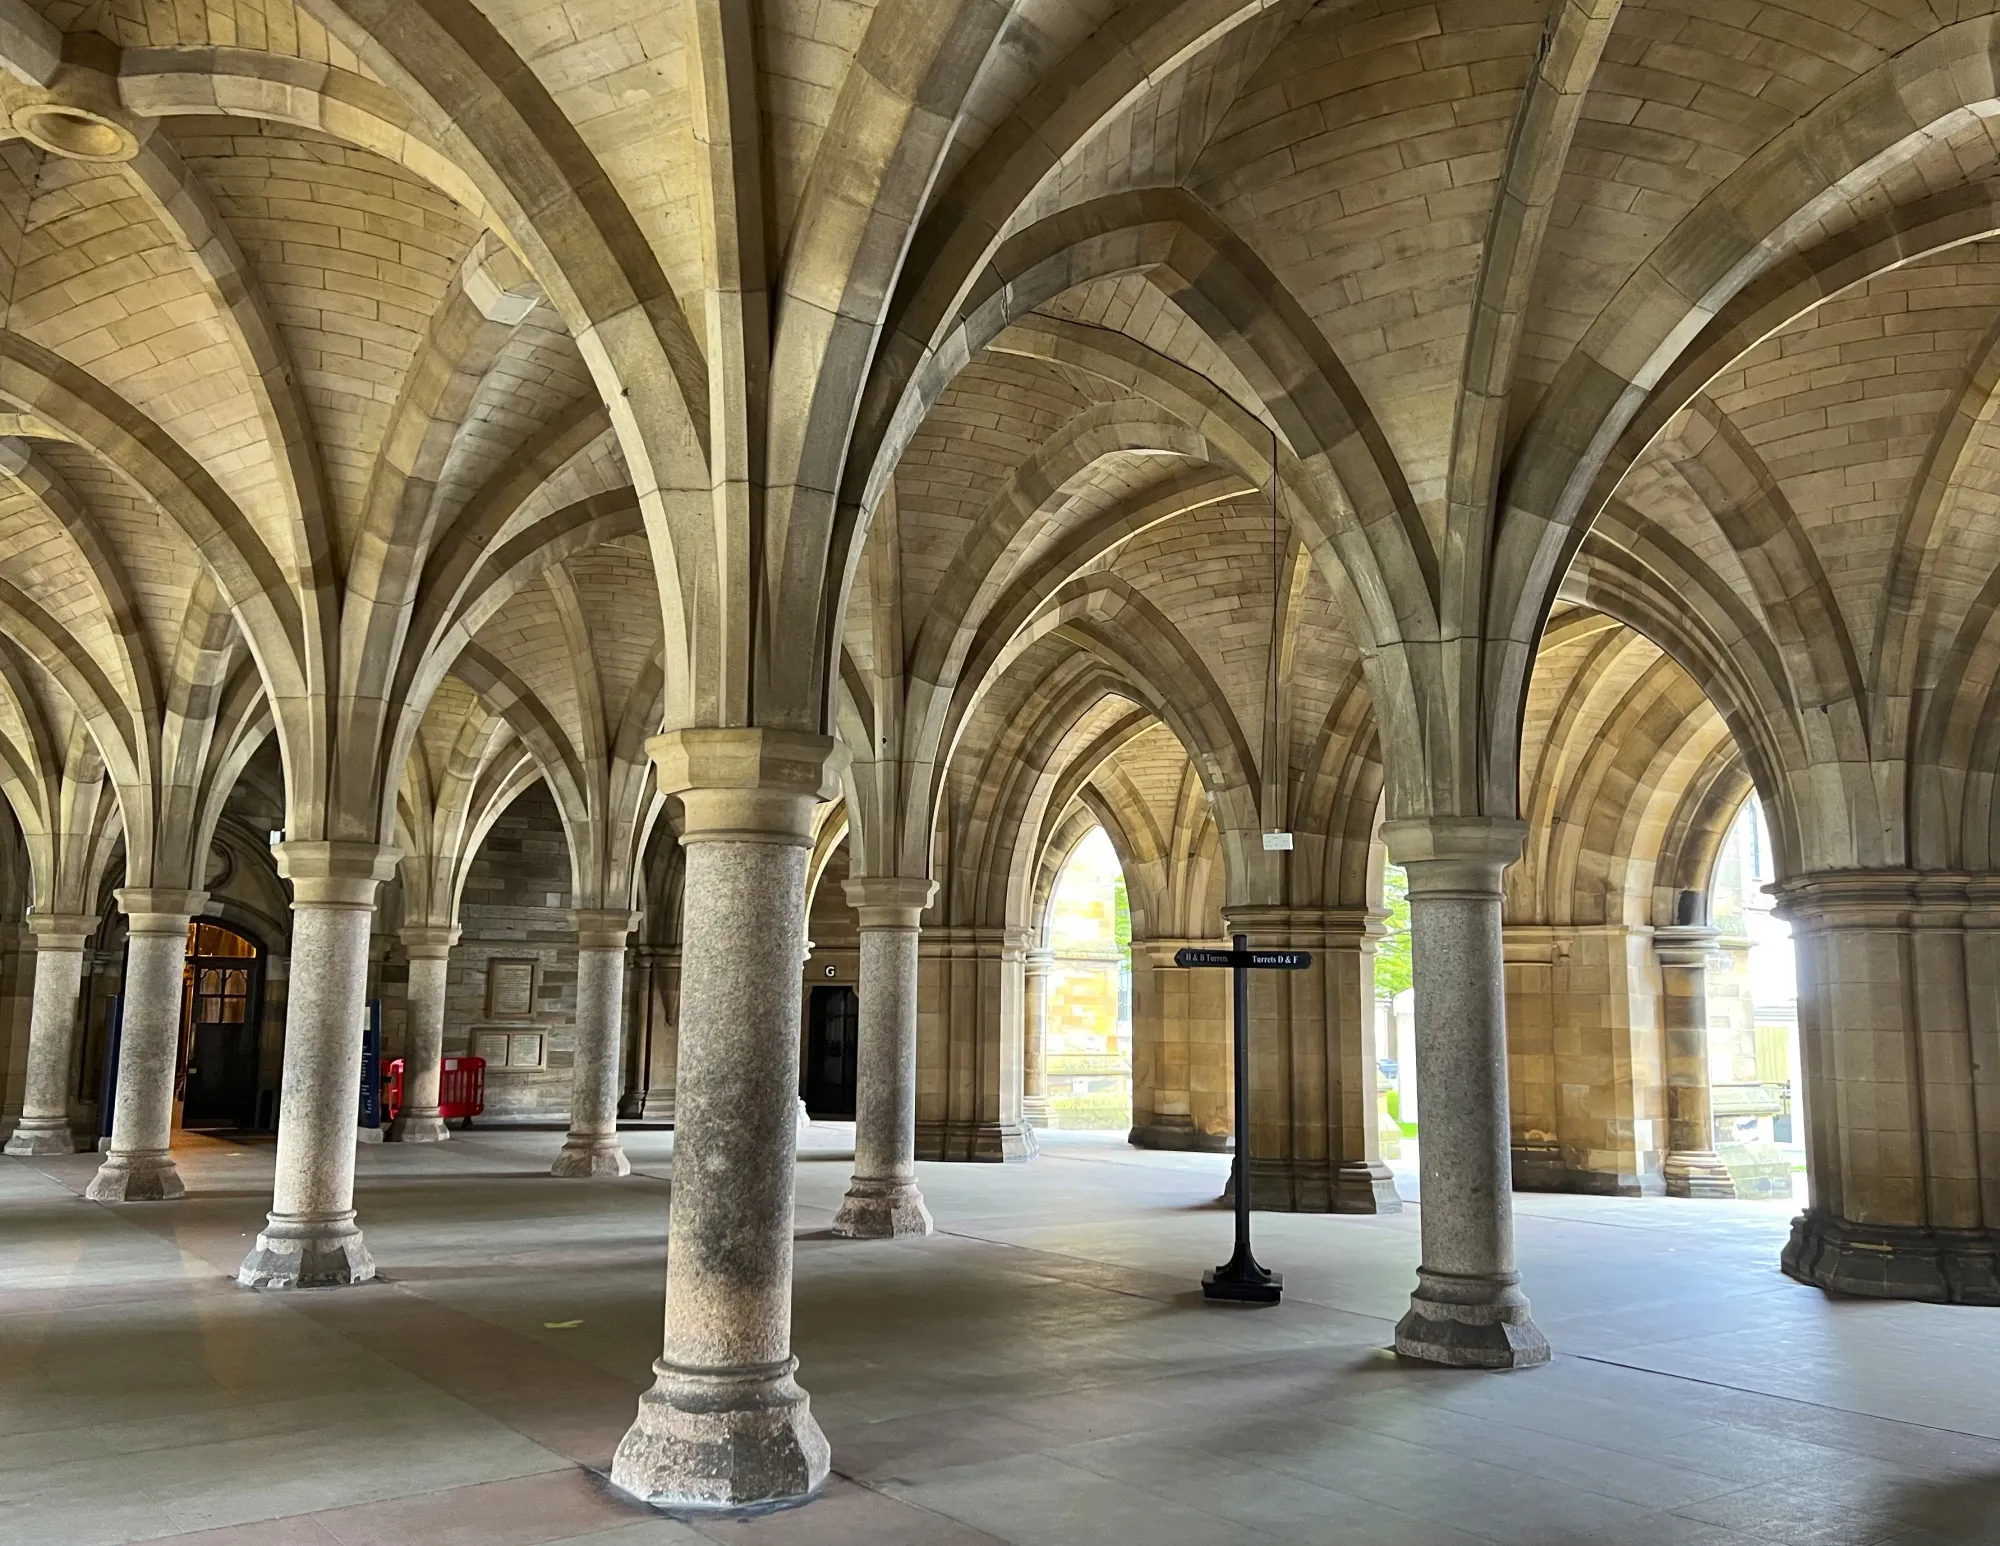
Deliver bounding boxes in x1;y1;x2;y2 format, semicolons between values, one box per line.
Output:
1771;868;1985;927
842;876;935;930
400;923;461;959
1024;946;1055;974
648;728;846;846
274;841;400;908
1652;924;1720;968
27;911;96;949
571;909;642;950
114;888;207;934
1379;816;1525;893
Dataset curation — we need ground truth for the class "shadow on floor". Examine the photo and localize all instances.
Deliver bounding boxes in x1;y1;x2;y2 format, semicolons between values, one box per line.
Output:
1881;1469;2000;1541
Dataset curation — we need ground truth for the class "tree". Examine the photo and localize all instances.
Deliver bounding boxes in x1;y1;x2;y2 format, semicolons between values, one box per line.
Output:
1374;864;1412;997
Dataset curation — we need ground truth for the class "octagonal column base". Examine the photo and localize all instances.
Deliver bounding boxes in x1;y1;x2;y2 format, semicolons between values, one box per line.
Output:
831;1177;932;1238
238;1211;375;1290
5;1118;79;1156
1394;1268;1551;1370
611;1357;830;1511
387;1107;450;1143
84;1150;183;1202
551;1136;631;1178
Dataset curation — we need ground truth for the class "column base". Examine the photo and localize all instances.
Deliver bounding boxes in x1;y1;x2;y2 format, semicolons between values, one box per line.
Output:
640;1090;676;1123
84;1151;184;1202
551;1136;632;1178
1510;1140;1567;1193
1129;1116;1231;1152
831;1177;932;1238
1021;1095;1051;1130
4;1119;79;1156
356;1125;384;1145
387;1108;451;1143
1394;1268;1551;1369
915;1118;1036;1163
611;1356;831;1511
1334;1161;1404;1215
1219;1158;1401;1214
238;1211;376;1290
1782;1208;2000;1306
1663;1150;1737;1199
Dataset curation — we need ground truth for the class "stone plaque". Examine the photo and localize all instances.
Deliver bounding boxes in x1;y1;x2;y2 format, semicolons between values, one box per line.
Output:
486;959;537;1019
471;1029;511;1066
508;1032;545;1069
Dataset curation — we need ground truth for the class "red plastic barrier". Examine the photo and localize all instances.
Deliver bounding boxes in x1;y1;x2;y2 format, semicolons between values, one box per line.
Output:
383;1058;405;1125
439;1055;486;1126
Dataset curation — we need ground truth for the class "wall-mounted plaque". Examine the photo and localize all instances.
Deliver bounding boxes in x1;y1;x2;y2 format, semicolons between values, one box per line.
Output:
486;959;537;1019
471;1028;547;1070
471;1029;511;1066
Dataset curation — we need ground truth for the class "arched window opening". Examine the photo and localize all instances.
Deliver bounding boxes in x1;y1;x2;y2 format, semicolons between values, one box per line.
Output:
1374;862;1416;1182
1706;796;1803;1200
1041;827;1132;1132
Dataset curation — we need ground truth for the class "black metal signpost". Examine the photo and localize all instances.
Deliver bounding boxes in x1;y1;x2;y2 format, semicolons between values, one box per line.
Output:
1173;933;1311;1303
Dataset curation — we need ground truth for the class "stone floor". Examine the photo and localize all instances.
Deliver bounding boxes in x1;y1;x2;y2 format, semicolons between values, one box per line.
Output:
3;1127;1997;1546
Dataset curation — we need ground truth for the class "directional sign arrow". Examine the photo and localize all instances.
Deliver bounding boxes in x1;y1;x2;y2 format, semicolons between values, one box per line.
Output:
1172;947;1311;970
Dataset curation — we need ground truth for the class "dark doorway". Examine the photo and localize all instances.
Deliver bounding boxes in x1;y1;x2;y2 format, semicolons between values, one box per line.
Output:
804;985;860;1118
179;921;264;1129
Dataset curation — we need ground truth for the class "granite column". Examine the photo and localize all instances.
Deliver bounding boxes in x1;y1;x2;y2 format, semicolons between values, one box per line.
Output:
238;842;397;1289
1381;818;1548;1368
387;925;456;1142
833;878;936;1237
553;909;638;1177
3;914;94;1155
612;729;838;1509
86;891;204;1202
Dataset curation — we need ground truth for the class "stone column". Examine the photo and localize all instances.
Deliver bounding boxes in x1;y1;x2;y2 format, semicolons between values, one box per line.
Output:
1505;922;1666;1195
1778;873;2000;1304
1021;947;1052;1129
913;926;1036;1161
387;925;457;1142
554;908;638;1177
86;891;204;1202
1656;925;1732;1198
612;729;837;1510
640;947;680;1121
239;842;398;1290
833;878;936;1237
1129;938;1231;1150
1226;906;1401;1214
4;914;95;1155
1381;818;1549;1369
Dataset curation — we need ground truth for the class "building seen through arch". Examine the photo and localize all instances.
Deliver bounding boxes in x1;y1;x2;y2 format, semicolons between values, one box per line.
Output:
1;3;1998;1542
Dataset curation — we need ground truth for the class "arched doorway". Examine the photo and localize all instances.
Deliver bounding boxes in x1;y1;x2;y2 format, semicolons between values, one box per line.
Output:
178;921;264;1131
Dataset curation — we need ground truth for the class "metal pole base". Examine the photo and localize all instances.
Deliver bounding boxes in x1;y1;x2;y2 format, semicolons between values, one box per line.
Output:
1202;1243;1283;1304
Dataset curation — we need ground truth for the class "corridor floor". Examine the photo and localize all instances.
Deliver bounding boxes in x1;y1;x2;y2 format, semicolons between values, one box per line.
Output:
4;1128;1997;1546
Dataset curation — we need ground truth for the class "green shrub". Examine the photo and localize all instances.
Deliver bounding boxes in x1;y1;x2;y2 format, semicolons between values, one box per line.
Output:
1051;1095;1132;1131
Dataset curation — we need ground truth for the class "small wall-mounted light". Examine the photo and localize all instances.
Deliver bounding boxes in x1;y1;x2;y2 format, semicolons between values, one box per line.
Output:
267;828;283;847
